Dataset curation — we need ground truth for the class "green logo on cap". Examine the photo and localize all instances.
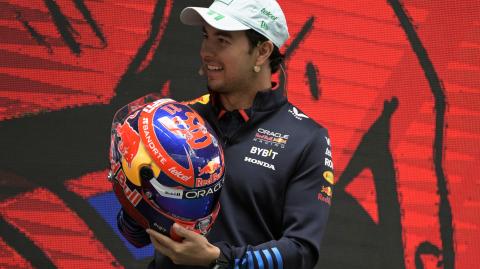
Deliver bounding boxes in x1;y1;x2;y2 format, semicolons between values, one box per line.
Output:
260;21;269;31
207;9;225;21
260;8;278;21
215;0;233;5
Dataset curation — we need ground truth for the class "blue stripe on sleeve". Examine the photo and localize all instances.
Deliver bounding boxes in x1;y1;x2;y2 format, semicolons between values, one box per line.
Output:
236;256;247;269
247;251;254;269
235;257;247;269
253;250;264;269
262;249;274;269
272;247;283;269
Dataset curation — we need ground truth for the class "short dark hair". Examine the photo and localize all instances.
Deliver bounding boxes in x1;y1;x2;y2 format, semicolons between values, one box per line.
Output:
245;29;284;74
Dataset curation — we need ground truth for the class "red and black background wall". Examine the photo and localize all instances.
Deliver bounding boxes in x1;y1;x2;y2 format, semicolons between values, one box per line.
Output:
0;1;479;268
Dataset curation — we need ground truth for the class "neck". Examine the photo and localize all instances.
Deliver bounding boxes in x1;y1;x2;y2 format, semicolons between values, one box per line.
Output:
219;72;272;111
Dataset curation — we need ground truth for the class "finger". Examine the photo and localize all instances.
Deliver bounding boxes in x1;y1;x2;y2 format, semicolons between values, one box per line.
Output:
149;234;174;257
146;229;178;249
146;228;168;241
173;223;198;239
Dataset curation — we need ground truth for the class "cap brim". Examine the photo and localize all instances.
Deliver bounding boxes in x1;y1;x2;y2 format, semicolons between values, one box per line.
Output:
180;7;250;31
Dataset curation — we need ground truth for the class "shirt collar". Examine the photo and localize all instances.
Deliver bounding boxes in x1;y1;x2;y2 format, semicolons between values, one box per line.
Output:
210;84;287;122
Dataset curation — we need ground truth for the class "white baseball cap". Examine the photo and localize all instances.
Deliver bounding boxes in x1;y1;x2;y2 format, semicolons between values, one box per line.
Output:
180;0;290;48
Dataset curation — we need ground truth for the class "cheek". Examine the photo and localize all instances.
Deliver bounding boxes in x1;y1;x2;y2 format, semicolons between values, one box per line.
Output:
230;55;253;74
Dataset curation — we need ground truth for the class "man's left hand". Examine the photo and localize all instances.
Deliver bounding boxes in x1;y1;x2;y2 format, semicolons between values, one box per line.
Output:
146;223;220;266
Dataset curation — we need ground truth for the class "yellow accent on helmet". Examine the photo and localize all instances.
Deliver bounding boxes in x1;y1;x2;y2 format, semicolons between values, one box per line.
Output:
183;94;210;105
121;141;161;186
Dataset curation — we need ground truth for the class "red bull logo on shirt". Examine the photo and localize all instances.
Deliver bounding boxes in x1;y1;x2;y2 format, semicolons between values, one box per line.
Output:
253;128;290;148
322;186;333;197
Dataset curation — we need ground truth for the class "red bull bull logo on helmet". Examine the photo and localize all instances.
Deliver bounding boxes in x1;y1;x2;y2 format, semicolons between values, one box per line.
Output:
196;158;224;187
116;110;141;166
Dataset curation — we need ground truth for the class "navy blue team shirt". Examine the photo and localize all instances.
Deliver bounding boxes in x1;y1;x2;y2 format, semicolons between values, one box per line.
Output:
117;86;334;269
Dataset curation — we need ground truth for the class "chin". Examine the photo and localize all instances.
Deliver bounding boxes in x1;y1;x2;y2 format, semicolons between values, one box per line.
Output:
207;83;227;93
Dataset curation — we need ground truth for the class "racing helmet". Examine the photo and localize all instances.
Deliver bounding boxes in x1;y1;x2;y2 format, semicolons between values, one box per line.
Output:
108;94;225;240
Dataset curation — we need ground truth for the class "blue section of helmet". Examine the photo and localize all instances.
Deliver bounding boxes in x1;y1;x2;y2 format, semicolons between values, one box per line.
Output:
88;192;153;260
151;105;190;169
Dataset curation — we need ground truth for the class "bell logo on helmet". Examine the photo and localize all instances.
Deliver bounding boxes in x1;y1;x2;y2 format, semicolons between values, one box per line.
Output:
195;216;212;235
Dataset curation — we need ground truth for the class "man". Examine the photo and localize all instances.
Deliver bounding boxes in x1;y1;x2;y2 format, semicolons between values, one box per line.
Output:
118;0;334;268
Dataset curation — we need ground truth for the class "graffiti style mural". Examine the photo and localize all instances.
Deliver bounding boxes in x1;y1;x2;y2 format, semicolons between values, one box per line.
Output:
1;0;479;268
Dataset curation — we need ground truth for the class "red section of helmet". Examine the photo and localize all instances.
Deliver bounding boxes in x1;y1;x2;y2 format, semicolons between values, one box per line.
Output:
115;110;141;166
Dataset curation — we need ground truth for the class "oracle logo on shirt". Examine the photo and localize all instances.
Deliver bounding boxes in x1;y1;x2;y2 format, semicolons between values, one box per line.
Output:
253;128;290;148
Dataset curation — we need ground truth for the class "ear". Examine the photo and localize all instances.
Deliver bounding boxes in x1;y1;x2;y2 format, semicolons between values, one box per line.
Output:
255;41;274;66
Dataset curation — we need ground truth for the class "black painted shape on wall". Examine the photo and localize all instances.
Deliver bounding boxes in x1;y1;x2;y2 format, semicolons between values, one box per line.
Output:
317;98;405;269
306;62;320;100
16;11;53;53
43;0;82;55
41;0;106;54
387;1;453;268
415;241;442;269
72;0;107;47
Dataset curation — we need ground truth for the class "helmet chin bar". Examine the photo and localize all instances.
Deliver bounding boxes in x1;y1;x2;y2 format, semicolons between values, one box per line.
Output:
111;168;221;241
141;184;221;241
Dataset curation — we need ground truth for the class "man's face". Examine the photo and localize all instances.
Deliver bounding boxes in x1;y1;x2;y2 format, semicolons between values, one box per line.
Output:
200;24;257;93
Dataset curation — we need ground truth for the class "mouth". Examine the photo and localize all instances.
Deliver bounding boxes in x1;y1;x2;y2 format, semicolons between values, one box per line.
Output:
205;64;223;72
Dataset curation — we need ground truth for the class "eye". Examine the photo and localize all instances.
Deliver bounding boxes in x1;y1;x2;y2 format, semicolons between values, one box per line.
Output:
202;31;208;39
218;37;229;45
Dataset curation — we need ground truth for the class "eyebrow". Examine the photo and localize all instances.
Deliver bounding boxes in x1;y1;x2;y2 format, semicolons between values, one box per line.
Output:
202;26;233;38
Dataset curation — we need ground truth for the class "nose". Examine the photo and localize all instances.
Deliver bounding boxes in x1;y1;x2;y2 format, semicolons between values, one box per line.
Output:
200;38;214;59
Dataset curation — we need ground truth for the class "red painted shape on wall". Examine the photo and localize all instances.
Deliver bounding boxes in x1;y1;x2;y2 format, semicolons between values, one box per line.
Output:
0;238;34;269
64;170;112;199
344;168;379;224
0;188;122;269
